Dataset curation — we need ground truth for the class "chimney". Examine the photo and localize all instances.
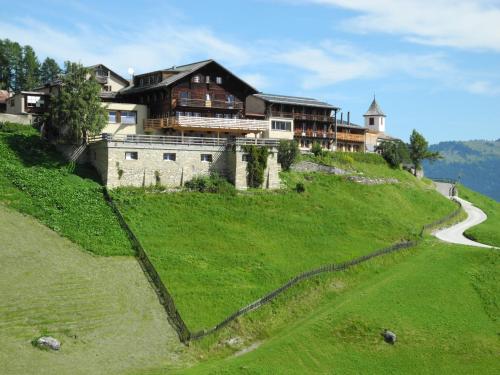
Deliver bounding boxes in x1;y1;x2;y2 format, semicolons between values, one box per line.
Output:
347;111;350;125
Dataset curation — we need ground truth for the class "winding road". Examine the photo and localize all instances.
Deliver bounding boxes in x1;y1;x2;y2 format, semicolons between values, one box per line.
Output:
433;182;495;249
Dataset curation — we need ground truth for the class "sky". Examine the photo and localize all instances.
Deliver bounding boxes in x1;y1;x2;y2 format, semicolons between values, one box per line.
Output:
1;0;500;143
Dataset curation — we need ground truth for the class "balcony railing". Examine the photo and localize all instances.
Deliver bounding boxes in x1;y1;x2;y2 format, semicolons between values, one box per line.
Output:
293;128;365;143
173;98;244;110
144;115;268;132
270;111;332;122
89;133;279;147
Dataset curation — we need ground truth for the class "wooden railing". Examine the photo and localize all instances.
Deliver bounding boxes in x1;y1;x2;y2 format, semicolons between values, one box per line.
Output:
173;98;244;110
336;132;365;142
270;111;333;122
144;115;268;132
91;133;280;147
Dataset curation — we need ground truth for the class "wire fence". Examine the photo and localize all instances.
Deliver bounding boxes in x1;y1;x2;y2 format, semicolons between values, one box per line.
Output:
104;187;463;343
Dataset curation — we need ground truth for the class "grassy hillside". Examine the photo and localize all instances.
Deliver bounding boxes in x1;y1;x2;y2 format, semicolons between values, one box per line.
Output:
171;239;499;375
113;158;457;332
0;204;191;375
458;184;500;247
0;124;132;256
424;139;500;201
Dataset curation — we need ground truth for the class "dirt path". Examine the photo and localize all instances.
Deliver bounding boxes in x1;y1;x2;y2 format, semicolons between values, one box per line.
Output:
433;182;496;249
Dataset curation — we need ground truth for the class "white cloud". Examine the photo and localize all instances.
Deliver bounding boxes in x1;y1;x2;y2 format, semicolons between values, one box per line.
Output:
275;41;453;88
466;80;500;95
0;17;248;76
239;73;271;90
308;0;500;52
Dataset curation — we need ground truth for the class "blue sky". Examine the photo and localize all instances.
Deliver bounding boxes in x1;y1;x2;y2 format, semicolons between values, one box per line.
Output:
1;0;500;143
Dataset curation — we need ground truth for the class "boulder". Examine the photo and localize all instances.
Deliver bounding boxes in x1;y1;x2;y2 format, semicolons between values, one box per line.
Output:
36;336;61;351
381;329;396;344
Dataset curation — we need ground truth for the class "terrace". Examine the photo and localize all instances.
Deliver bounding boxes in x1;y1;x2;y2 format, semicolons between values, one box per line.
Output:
144;115;268;133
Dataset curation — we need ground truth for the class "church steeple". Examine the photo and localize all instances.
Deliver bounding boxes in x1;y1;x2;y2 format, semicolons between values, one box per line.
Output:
364;96;386;132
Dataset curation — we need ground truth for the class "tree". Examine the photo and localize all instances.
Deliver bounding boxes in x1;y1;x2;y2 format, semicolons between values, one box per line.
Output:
242;145;269;188
48;62;107;143
40;57;61;84
278;139;299;171
376;140;409;168
20;45;41;90
0;39;23;91
408;129;441;176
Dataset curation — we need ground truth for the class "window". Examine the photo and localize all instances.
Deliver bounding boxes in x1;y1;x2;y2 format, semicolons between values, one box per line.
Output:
108;111;117;123
205;75;210;83
369;117;375;125
193;112;201;117
226;94;234;108
271;120;292;131
224;114;231;119
180;91;189;105
125;152;138;160
200;154;213;162
121;111;137;124
163;153;176;161
215;113;223;118
205;93;211;101
216;76;222;84
192;75;200;83
140;78;144;86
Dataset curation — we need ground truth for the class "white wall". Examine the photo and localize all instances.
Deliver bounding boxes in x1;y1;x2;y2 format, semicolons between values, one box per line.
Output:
101;102;148;135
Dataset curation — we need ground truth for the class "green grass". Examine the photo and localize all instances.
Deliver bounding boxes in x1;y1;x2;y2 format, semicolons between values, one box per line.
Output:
458;184;500;247
0;125;132;256
171;239;499;375
0;204;191;375
113;163;456;332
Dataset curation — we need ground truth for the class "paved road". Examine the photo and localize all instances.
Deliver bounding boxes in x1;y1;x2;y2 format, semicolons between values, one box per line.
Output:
433;182;495;248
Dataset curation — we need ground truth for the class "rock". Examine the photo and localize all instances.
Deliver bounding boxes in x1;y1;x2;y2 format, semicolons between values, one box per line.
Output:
291;161;352;175
223;337;243;347
36;336;61;351
347;176;399;185
381;329;397;344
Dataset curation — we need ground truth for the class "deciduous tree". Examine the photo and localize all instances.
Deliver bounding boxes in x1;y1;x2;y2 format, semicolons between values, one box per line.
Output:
48;62;107;143
40;57;61;84
409;129;441;176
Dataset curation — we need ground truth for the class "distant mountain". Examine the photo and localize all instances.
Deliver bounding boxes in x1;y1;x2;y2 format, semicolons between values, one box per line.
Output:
424;139;500;201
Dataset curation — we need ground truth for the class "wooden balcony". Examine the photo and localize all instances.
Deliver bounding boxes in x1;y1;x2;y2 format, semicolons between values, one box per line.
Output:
336;132;365;143
144;115;268;133
172;98;244;110
293;128;365;143
270;111;333;122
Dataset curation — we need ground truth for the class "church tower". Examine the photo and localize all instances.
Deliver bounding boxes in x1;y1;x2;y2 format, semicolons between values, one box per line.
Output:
364;97;386;133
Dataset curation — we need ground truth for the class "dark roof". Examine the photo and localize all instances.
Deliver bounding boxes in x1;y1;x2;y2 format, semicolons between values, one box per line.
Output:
335;119;365;131
120;59;258;96
254;93;340;110
364;98;386;117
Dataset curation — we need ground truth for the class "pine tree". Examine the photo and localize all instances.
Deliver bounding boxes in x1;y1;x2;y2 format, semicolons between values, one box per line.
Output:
20;45;41;90
48;62;107;143
40;57;61;84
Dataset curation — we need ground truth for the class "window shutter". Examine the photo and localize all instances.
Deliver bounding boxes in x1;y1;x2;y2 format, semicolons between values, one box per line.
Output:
116;111;121;123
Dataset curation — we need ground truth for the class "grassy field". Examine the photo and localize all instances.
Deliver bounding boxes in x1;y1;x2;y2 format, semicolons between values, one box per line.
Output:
0;204;192;375
458;184;500;247
0;124;132;256
113;162;457;332
170;239;499;375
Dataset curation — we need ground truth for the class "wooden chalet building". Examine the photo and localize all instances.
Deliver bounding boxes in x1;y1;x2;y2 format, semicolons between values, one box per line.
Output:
247;93;367;152
118;60;269;138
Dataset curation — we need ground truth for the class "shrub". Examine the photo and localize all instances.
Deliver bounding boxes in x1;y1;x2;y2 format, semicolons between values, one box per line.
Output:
376;140;410;168
311;142;324;157
295;182;306;193
0;121;29;133
278;139;299;171
184;173;235;194
242;145;269;188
